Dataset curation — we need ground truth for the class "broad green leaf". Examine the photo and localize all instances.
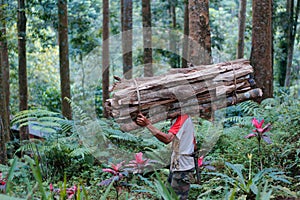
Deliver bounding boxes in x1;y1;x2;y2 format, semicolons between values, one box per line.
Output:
0;194;25;200
100;179;115;200
5;157;18;195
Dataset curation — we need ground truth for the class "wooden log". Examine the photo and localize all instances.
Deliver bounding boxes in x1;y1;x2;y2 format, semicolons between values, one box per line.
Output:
116;88;263;132
114;75;251;106
112;58;250;90
106;59;260;131
168;58;250;74
112;59;252;100
109;77;252;119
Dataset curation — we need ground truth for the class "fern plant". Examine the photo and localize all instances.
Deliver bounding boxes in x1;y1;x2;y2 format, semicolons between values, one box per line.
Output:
11;109;68;135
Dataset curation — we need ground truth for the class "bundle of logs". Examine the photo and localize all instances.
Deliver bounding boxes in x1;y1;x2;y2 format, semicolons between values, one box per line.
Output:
106;59;262;132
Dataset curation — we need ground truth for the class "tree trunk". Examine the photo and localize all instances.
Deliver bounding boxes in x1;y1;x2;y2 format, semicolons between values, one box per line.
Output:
142;0;153;77
285;0;300;87
237;0;247;59
189;0;212;66
121;0;124;33
168;0;179;68
58;0;72;120
122;0;133;79
102;0;110;118
0;0;10;142
0;20;7;163
0;117;7;164
277;40;288;87
182;0;189;68
17;0;28;140
250;0;273;100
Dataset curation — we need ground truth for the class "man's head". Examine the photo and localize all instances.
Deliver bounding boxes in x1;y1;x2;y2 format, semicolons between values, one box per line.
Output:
168;112;181;120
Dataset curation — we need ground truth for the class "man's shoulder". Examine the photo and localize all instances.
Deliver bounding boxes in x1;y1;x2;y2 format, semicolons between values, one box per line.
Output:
169;115;191;134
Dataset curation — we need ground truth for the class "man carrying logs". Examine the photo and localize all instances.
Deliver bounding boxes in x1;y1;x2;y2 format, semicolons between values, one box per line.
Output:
136;112;197;200
107;59;263;199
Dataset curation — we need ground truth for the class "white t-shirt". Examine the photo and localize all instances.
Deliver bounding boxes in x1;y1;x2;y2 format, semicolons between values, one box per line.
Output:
169;115;195;172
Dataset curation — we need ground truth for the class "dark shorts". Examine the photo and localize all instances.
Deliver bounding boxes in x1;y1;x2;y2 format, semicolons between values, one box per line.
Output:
167;169;194;200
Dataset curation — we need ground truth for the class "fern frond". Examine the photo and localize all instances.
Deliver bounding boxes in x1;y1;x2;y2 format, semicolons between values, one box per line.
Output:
57;120;74;134
236;101;260;115
105;128;138;143
70;147;91;158
15;139;43;155
260;98;277;108
65;98;92;125
223;116;253;127
11;109;66;135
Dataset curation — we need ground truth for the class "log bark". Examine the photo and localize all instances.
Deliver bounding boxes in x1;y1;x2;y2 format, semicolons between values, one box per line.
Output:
106;59;261;132
116;88;262;132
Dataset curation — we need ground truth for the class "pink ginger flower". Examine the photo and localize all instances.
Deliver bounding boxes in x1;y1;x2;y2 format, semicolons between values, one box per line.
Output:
245;118;272;144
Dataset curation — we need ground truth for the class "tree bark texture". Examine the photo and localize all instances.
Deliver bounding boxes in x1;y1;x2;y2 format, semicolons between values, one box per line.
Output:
142;0;153;77
168;0;179;68
284;0;300;87
0;23;7;163
189;0;212;66
237;0;247;59
0;0;10;142
58;0;72;120
121;0;124;33
0;117;7;164
122;0;133;79
106;59;261;132
250;0;273;100
102;0;110;118
18;0;29;140
277;39;288;87
182;0;189;68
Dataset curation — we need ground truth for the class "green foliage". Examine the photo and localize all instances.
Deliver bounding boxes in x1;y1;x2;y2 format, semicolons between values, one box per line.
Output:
5;158;18;195
255;181;272;200
204;163;296;199
40;86;61;112
100;179;115;200
154;171;179;200
1;157;45;199
207;92;300;198
24;155;47;200
11;109;65;135
0;194;25;200
5;93;299;199
2;0;300;198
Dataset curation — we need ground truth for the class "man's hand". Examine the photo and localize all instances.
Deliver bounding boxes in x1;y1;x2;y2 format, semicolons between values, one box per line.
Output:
136;113;151;127
136;113;174;144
